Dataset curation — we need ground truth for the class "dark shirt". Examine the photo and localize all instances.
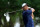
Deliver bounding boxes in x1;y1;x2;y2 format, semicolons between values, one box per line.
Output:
23;10;34;27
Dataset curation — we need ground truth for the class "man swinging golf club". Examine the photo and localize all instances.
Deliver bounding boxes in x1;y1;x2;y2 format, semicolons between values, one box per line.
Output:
22;3;35;27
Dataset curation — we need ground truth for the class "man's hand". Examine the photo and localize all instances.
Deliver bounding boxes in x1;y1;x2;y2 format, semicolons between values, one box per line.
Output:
31;8;35;13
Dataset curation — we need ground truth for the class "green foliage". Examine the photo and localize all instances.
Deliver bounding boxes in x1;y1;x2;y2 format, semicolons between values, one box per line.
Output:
0;0;40;18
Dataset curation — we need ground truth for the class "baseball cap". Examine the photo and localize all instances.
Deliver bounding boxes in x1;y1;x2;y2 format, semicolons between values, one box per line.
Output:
22;3;27;7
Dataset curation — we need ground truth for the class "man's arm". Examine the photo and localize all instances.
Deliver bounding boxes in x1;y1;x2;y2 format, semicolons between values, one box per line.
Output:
31;8;35;19
28;7;35;13
31;13;34;19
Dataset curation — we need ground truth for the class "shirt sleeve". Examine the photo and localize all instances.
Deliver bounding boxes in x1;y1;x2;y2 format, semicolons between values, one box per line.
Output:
26;10;32;14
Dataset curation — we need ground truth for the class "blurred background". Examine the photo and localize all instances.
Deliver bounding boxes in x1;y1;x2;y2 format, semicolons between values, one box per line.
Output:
0;0;40;27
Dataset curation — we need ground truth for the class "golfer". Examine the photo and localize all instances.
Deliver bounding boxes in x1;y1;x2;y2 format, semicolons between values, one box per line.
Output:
22;3;35;27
